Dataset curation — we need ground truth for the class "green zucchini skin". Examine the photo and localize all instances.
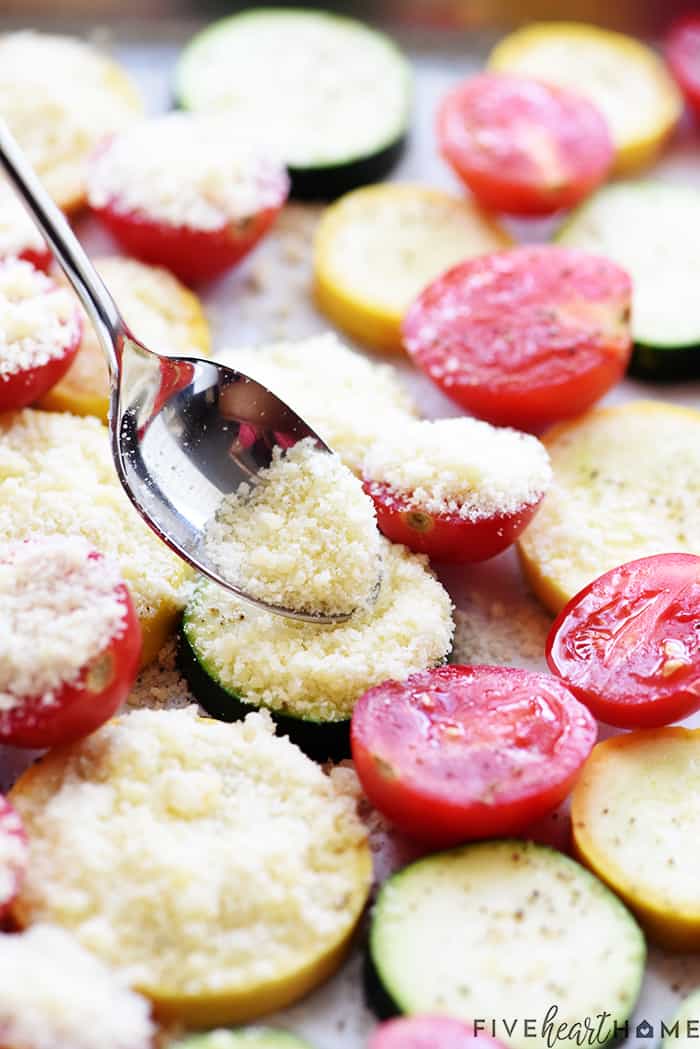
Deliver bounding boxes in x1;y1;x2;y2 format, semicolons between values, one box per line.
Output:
286;134;407;201
629;342;700;381
363;947;400;1021
177;628;351;763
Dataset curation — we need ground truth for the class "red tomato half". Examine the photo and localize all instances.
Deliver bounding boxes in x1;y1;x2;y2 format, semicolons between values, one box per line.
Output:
363;479;543;562
402;245;632;432
0;798;28;920
351;664;596;847
547;553;700;729
18;246;52;273
370;1017;507;1049
437;73;613;215
665;17;700;116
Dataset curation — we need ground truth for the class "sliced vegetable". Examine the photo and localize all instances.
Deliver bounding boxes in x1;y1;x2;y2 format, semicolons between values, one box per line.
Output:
362;417;551;561
557;182;700;379
547;553;700;729
662;989;700;1048
437;72;613;215
0;258;82;412
572;729;700;949
174;1030;313;1049
180;540;454;762
403;245;632;432
314;184;510;354
665;17;700;116
369;1017;505;1049
39;256;210;421
0;798;27;919
0;536;141;748
518;401;700;614
367;840;645;1049
351;665;596;847
176;9;411;199
488;22;681;173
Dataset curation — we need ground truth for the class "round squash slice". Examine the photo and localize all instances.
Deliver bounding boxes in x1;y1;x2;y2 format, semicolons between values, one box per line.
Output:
10;707;372;1027
39;257;211;421
0;409;190;665
517;401;700;614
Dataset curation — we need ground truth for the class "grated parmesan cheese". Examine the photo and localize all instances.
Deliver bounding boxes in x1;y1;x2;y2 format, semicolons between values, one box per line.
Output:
0;31;142;209
362;417;552;520
0;259;79;381
0;536;126;714
185;538;454;722
206;438;381;616
87;113;287;231
0;410;190;659
127;639;195;712
11;708;372;1009
0;800;27;906
217;334;418;474
0;925;155;1049
0;179;46;259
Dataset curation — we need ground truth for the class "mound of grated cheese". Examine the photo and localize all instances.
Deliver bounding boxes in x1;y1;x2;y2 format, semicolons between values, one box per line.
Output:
0;31;142;208
206;438;381;616
0;925;155;1049
363;417;552;519
88;113;287;231
0;259;79;381
11;708;371;1001
0;536;126;712
0;800;27;906
216;334;418;474
0;410;189;653
0;179;46;259
186;538;454;722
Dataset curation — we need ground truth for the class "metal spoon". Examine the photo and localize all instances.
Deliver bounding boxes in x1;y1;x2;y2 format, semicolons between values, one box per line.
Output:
0;120;351;624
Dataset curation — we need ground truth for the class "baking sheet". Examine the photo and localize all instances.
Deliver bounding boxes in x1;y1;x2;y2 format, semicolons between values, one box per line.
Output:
4;17;700;1048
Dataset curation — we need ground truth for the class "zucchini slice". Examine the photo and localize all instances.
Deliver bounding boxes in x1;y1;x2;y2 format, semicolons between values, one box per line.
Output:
517;401;700;614
557;182;700;378
572;729;700;950
662;990;700;1048
180;539;454;762
174;1030;313;1049
175;9;411;199
367;840;645;1049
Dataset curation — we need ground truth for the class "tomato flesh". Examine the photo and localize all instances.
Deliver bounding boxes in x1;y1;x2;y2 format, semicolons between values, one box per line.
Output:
18;246;52;273
437;73;613;216
363;479;542;562
547;553;700;729
0;797;27;919
402;245;632;432
665;17;700;115
351;664;596;846
370;1017;507;1049
0;311;82;413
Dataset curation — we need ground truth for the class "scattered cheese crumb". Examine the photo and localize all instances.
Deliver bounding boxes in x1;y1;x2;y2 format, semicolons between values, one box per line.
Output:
217;334;418;473
206;438;381;616
185;538;454;721
88;113;287;231
0;537;126;713
127;639;195;712
0;180;45;259
363;417;552;519
12;708;371;1001
0;925;155;1049
0;800;26;905
0;259;79;380
451;588;553;671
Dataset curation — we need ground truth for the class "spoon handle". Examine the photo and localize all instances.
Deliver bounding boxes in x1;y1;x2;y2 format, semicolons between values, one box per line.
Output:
0;119;125;378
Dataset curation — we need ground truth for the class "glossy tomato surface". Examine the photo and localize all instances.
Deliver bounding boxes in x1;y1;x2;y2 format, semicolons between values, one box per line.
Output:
0;577;142;749
402;245;632;432
370;1017;507;1049
0;797;27;920
547;553;700;729
351;664;596;846
437;73;613;215
666;17;700;115
363;479;543;562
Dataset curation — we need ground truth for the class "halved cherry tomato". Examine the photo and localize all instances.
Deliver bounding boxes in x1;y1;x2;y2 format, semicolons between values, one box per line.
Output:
547;553;700;729
0;797;27;920
665;17;700;116
18;246;52;273
437;73;613;215
351;664;596;847
402;245;632;432
363;479;543;562
369;1017;507;1049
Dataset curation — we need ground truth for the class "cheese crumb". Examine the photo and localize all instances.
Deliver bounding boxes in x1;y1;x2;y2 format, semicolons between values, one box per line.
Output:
0;259;79;380
0;925;154;1049
0;537;126;714
185;538;454;722
0;800;27;905
12;708;371;1002
0;180;45;259
88;113;287;231
206;438;381;616
363;417;552;520
217;334;418;473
